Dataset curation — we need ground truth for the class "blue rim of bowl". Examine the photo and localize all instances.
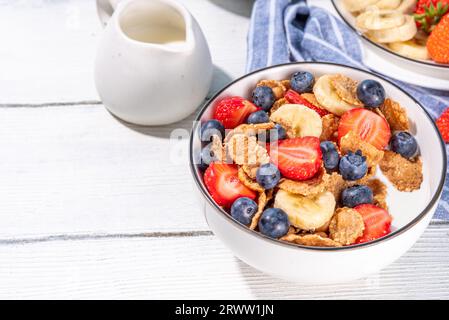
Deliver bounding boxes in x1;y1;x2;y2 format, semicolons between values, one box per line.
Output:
189;61;447;251
331;0;449;70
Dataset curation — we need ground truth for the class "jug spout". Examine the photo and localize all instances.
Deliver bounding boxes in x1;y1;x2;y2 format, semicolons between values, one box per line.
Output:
115;0;196;52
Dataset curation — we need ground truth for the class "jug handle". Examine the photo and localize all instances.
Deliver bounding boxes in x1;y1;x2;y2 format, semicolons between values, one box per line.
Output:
96;0;122;26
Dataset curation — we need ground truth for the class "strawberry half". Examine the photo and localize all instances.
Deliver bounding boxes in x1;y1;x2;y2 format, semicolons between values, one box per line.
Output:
203;162;256;208
355;204;392;244
269;137;322;181
338;108;391;150
284;90;330;117
214;96;258;129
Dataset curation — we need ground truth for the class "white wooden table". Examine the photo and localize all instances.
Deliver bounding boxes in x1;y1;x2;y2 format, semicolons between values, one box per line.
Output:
0;0;448;299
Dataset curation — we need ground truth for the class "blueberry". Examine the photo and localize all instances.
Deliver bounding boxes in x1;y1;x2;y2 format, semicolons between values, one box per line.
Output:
320;141;340;171
390;131;418;159
258;208;290;239
267;124;287;142
231;197;259;226
256;163;281;189
247;110;270;124
252;86;275;111
198;144;218;171
339;150;368;181
200;119;225;142
357;79;386;108
341;185;373;208
290;71;315;93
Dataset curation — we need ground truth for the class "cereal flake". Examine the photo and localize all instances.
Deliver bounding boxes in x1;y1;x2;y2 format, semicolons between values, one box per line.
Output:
257;80;287;100
366;178;388;210
329;207;365;245
324;169;376;203
226;134;270;167
379;151;423;191
301;93;322;107
281;80;291;90
210;134;225;162
380;98;410;131
320;114;340;141
280;234;342;247
242;165;258;179
277;167;329;196
227;123;276;140
330;74;364;107
238;166;264;193
270;98;288;114
339;131;384;167
325;172;348;203
250;189;273;230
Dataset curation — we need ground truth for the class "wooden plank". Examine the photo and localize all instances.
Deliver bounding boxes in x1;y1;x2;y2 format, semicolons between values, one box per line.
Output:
0;104;209;237
0;0;249;104
0;224;448;299
0;0;99;104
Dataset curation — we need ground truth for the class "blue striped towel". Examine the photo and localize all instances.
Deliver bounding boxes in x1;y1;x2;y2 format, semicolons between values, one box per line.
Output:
247;0;449;220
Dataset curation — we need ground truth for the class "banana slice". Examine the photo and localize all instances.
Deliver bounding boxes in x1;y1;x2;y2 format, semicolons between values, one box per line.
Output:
269;104;322;138
274;190;336;230
396;0;418;14
356;9;405;31
388;40;430;60
373;0;401;10
313;75;358;116
367;15;417;43
343;0;379;12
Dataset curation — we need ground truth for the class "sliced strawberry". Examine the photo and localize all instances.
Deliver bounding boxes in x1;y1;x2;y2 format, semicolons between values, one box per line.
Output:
203;162;256;208
338;108;391;150
269;137;322;181
214;96;258;129
284;90;330;117
355;204;392;244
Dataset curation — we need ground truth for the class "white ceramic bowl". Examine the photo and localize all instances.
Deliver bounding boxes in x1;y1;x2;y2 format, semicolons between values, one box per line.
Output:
331;0;449;90
189;62;446;284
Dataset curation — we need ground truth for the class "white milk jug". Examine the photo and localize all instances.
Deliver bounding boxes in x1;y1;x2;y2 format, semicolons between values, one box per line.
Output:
95;0;213;125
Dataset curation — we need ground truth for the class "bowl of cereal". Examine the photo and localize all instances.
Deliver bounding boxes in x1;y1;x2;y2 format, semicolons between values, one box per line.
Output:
189;62;446;284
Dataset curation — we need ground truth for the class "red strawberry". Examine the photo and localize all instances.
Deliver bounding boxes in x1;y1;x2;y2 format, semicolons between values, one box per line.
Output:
436;107;449;142
355;204;392;244
214;97;258;129
338;108;391;150
284;90;330;117
203;162;256;208
427;13;449;63
414;0;449;33
269;137;322;181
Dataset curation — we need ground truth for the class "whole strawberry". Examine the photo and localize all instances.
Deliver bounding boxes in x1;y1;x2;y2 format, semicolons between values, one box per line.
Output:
436;107;449;142
427;13;449;63
414;0;449;33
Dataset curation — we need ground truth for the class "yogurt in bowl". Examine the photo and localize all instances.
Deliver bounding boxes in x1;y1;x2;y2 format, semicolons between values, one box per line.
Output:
189;62;446;284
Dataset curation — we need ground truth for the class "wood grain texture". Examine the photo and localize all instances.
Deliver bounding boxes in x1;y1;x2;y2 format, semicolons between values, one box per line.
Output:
0;224;448;299
0;0;250;104
0;104;209;238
